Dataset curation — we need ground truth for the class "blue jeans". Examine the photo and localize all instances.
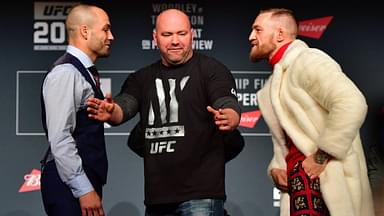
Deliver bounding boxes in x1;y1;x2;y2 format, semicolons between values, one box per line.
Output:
145;199;224;216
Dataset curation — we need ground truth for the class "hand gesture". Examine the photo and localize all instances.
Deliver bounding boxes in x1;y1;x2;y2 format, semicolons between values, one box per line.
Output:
87;92;115;122
207;106;240;131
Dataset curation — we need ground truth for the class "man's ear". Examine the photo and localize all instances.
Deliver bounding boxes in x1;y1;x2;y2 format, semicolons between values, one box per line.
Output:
276;27;284;42
152;30;157;47
80;25;89;40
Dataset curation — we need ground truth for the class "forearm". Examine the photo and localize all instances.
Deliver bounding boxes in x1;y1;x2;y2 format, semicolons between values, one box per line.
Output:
114;93;139;123
302;57;367;159
108;103;124;125
66;172;94;198
49;134;94;197
268;136;288;174
213;96;241;116
213;96;241;129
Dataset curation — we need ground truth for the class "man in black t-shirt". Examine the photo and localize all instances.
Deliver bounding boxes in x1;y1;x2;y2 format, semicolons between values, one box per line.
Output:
87;9;241;216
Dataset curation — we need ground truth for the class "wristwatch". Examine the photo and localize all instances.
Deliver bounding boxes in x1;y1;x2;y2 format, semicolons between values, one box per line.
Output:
315;150;329;164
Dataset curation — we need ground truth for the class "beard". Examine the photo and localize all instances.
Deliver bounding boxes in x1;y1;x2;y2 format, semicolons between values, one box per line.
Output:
249;43;276;63
249;50;264;62
98;52;110;58
97;46;111;58
249;35;276;62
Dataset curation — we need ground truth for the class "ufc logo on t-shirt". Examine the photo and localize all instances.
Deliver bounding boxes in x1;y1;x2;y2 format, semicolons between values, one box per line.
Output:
146;77;189;154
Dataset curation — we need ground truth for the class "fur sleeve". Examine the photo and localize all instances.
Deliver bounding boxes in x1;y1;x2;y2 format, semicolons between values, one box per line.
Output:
294;49;367;160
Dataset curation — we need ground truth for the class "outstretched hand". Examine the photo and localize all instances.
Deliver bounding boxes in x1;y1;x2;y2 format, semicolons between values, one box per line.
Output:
87;92;115;122
207;106;240;131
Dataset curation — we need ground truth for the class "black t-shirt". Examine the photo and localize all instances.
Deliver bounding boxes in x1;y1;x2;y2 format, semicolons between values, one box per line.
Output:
116;53;238;205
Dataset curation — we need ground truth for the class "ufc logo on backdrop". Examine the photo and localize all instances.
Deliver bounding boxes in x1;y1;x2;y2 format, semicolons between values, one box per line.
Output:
33;2;79;51
146;76;189;154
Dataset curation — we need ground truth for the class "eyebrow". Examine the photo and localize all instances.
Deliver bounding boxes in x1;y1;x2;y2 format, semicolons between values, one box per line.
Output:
252;24;261;29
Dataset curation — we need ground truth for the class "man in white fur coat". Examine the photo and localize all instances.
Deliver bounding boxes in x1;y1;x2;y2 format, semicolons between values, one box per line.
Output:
249;8;374;216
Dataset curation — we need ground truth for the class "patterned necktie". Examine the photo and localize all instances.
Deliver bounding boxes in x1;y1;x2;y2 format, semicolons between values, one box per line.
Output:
88;66;100;88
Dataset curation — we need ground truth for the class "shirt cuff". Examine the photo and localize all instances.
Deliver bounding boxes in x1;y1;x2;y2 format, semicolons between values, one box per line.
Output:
213;96;241;115
67;173;94;198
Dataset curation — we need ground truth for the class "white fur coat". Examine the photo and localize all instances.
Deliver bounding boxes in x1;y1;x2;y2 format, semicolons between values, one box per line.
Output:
257;40;374;216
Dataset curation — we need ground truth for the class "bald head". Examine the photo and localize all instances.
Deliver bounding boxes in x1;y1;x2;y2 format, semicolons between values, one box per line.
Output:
155;9;191;31
64;4;113;62
153;9;193;66
66;4;103;40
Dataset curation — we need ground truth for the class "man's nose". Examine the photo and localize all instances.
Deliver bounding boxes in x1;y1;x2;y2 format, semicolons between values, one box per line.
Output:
248;30;255;41
171;35;179;44
109;31;114;41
